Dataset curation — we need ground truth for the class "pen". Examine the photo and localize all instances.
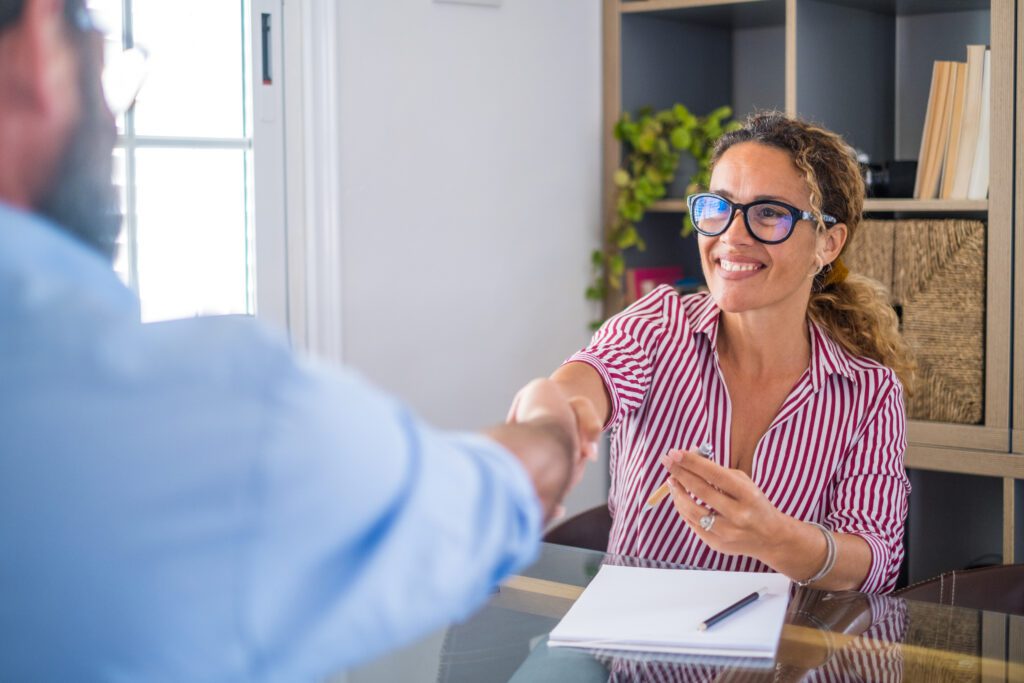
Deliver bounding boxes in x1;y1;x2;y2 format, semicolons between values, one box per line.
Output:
644;443;713;511
697;587;770;631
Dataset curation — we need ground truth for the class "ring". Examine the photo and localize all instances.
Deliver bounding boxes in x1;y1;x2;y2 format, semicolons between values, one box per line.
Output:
699;512;717;531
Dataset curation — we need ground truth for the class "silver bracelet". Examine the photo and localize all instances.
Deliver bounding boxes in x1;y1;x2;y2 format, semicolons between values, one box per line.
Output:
796;522;836;587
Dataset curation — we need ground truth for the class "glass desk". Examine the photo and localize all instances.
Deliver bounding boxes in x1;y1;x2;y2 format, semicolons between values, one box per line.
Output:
347;543;1024;682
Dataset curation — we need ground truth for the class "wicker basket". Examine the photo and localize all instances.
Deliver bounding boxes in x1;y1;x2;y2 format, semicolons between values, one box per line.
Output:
844;219;985;424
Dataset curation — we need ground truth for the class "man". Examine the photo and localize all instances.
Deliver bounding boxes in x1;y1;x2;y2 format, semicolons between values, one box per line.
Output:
0;0;600;679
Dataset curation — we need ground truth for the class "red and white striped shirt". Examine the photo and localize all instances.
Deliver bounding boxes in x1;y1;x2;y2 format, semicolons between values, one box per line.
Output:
568;286;910;593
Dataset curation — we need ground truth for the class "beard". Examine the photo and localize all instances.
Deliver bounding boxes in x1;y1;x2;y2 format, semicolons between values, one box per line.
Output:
35;44;122;262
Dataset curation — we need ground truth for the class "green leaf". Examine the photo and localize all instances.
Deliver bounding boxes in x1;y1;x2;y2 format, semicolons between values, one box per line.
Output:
623;201;644;222
636;132;655;153
616;227;637;249
620;121;639;143
613;169;631;187
708;105;732;121
670;127;692;150
610;253;625;276
590;249;604;267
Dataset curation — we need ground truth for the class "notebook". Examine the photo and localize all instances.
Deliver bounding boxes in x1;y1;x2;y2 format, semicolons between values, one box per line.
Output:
548;565;792;659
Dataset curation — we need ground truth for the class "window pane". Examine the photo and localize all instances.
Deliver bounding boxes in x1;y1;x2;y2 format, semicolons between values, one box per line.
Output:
131;1;246;138
134;148;251;322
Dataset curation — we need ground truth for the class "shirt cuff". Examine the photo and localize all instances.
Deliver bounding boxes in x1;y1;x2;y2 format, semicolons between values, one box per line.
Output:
451;432;544;569
563;352;621;431
846;531;896;594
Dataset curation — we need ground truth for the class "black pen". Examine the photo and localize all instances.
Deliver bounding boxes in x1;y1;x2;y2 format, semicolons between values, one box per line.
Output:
697;587;770;631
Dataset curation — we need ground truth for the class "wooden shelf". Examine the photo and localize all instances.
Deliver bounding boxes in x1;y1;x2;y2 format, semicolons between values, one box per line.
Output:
906;445;1024;479
619;0;757;13
648;198;988;214
647;199;689;213
862;198;988;212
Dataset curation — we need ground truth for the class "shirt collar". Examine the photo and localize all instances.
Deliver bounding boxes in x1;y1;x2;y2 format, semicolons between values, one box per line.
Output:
690;292;858;391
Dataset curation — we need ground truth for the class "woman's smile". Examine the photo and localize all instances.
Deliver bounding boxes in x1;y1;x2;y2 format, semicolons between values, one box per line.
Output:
715;254;767;279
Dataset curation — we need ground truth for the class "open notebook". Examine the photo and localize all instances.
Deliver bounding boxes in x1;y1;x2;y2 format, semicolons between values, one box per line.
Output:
548;565;791;659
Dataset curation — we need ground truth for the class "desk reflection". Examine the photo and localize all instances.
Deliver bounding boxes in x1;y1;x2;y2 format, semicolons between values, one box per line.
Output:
356;544;1021;683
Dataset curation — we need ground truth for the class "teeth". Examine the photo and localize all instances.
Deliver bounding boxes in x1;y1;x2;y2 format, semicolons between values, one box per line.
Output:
719;259;762;272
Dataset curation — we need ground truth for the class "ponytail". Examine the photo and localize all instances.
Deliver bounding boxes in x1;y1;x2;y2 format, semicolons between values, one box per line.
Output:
809;274;916;392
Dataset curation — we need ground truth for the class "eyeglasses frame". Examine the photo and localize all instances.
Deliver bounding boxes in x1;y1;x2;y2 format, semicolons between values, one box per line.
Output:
686;192;839;245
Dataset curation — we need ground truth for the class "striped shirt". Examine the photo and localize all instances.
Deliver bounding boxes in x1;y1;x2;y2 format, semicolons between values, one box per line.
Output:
567;286;910;593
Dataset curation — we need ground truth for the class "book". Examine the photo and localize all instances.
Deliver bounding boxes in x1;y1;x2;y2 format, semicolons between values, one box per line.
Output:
950;45;987;199
934;60;960;196
626;266;683;304
939;61;967;199
967;48;991;200
914;61;952;199
547;565;792;659
913;61;940;198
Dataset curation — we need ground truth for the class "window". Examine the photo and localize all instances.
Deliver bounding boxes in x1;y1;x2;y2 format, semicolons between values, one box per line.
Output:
87;0;286;326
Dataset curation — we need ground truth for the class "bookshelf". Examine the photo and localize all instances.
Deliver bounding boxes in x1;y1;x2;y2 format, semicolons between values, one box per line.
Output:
1013;0;1024;560
602;0;1019;581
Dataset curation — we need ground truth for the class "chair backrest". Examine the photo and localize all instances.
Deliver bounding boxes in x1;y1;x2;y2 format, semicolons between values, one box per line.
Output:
542;504;611;552
896;564;1024;616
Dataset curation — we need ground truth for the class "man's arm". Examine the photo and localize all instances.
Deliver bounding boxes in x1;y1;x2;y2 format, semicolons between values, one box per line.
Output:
244;365;594;678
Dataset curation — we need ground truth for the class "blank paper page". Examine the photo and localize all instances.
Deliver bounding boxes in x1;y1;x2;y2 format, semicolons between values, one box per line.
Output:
548;565;792;657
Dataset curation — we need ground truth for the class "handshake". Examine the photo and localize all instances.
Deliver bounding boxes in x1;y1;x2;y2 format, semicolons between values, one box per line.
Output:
490;377;605;524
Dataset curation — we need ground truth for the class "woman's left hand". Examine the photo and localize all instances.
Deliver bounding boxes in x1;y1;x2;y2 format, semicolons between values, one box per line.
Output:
660;448;791;559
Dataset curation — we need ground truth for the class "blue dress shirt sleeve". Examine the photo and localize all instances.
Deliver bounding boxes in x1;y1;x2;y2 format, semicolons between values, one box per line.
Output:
244;359;543;679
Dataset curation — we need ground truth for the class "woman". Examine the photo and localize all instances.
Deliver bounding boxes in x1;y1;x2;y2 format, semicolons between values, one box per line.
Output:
512;112;912;593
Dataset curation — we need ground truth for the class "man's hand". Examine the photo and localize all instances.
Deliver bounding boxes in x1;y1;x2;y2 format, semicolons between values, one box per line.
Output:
508;378;602;477
487;378;600;523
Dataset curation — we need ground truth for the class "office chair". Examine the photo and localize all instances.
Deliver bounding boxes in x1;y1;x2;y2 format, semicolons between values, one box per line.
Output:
896;563;1024;616
543;504;611;552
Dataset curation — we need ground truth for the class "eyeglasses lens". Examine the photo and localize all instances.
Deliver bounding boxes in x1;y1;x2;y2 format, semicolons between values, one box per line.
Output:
691;195;732;235
748;204;793;242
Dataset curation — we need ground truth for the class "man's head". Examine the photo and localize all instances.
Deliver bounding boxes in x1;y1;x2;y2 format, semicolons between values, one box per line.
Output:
0;0;120;259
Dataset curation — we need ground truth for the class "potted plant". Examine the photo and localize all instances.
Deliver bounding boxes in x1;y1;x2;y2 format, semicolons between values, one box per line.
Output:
587;104;739;325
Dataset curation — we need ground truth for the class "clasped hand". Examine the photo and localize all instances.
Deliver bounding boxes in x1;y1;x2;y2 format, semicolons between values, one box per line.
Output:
506;379;602;514
660;449;787;559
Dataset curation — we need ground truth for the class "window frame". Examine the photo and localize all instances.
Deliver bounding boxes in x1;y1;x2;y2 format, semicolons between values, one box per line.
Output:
105;0;290;331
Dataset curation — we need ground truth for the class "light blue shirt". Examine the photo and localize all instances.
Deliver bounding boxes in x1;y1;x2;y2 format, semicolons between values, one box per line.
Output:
0;203;542;681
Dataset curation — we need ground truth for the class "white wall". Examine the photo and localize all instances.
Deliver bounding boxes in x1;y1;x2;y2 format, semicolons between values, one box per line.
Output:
333;0;605;516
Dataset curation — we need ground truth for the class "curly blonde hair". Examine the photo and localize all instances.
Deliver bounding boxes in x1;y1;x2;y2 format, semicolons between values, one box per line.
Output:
710;111;915;391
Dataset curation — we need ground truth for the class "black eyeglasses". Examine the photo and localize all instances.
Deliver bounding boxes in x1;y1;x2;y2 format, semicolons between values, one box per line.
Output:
686;192;838;245
64;4;149;116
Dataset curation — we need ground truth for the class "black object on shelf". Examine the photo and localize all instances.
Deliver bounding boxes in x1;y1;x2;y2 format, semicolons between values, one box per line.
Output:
864;160;918;198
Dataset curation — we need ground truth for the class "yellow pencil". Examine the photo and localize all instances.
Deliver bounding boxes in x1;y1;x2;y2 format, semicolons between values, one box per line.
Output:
644;443;713;511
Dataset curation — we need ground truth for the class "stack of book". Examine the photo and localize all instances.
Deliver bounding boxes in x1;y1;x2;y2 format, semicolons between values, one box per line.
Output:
914;45;991;200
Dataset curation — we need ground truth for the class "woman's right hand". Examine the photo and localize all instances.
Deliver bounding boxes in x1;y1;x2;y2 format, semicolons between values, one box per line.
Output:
507;379;602;468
